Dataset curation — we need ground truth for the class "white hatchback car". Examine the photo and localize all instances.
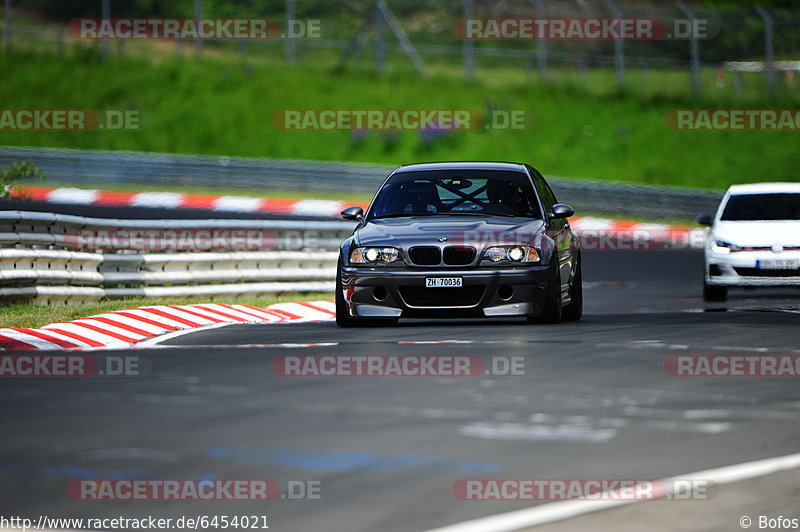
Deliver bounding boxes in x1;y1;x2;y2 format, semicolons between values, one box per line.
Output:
697;183;800;301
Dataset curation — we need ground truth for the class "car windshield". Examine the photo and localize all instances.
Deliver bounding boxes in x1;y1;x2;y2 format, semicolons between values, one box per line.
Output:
720;193;800;221
368;170;542;220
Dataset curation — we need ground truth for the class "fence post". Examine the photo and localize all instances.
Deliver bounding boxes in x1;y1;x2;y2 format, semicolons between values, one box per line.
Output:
606;0;624;88
193;0;203;55
754;4;774;99
3;0;10;52
462;0;474;81
375;0;426;76
376;3;386;73
677;2;700;98
531;0;548;82
102;0;110;59
286;0;296;64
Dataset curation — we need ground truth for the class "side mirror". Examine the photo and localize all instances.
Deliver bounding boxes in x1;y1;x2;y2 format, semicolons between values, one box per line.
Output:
549;203;575;220
341;206;364;221
696;214;713;226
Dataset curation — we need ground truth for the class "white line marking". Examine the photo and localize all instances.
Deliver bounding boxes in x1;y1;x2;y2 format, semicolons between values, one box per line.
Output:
424;452;800;532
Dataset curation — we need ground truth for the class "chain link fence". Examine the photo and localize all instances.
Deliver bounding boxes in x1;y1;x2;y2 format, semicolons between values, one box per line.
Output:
3;0;800;98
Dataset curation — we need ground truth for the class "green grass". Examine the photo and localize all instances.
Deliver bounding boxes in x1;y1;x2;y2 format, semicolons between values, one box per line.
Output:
1;293;333;329
1;47;798;190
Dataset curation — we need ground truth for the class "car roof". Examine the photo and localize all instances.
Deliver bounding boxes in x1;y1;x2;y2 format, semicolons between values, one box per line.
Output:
394;161;527;173
728;182;800;194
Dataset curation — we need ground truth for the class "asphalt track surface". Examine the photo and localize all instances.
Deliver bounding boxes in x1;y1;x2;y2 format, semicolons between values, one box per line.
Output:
1;249;799;531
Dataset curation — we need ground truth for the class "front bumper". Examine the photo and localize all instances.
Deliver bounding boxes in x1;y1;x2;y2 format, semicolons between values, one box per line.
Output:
340;265;551;319
706;249;800;287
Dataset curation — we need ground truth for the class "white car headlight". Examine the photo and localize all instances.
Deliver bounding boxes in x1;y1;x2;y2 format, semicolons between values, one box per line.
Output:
350;247;400;264
484;246;540;263
711;239;741;254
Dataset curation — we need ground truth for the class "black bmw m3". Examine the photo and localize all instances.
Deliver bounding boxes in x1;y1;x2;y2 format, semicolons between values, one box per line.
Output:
336;162;582;327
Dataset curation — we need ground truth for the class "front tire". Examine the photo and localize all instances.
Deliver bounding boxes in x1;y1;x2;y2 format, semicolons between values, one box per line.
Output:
703;280;727;301
335;264;358;327
528;257;562;324
561;256;583;322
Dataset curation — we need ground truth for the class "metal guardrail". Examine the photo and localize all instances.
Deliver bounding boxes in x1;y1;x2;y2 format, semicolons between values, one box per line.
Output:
0;210;353;304
0;147;723;219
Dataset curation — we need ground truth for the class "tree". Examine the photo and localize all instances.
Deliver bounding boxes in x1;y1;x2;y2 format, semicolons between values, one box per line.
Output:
1;162;46;200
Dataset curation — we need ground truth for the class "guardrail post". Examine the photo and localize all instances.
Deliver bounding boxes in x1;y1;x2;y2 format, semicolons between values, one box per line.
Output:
754;4;774;100
462;0;474;81
606;0;624;88
676;2;700;99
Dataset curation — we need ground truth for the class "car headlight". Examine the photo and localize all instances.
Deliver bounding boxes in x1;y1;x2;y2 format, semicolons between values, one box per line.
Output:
711;239;741;254
350;247;400;264
484;246;540;263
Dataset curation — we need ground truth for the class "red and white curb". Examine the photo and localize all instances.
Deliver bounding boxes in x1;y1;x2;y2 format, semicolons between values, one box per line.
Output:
14;185;369;218
11;186;700;244
0;301;335;351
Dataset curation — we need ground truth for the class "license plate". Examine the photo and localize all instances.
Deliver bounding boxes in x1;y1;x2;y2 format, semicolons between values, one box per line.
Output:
426;277;462;288
757;259;800;270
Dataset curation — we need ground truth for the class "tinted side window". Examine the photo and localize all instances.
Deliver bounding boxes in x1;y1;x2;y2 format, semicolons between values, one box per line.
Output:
531;173;556;211
543;179;559;204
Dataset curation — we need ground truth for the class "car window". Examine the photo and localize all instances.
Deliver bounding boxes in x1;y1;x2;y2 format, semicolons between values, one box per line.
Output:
531;174;556;211
369;170;542;219
720;193;800;221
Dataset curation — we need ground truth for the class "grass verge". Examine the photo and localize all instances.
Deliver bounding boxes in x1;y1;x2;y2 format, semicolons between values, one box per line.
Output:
0;48;798;190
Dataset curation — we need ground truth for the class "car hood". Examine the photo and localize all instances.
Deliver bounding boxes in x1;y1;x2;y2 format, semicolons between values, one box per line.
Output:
356;216;546;249
713;220;800;247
